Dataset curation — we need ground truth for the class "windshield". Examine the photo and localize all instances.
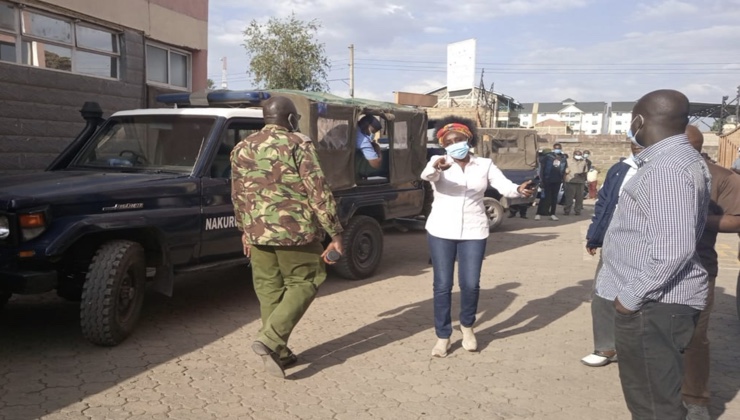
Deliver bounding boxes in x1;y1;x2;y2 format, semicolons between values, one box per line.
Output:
70;115;217;173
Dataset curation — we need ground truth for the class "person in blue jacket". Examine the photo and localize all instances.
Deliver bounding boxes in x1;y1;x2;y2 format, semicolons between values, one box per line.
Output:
580;142;643;367
534;143;567;220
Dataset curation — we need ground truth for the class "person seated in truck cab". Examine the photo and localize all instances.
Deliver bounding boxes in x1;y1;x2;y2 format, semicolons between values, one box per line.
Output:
355;115;386;178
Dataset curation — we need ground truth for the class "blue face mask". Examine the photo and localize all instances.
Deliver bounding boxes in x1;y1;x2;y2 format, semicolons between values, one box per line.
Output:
445;141;470;160
627;130;642;148
553;149;562;154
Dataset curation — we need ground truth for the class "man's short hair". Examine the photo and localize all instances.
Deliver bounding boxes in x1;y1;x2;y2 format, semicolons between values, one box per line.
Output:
359;115;382;131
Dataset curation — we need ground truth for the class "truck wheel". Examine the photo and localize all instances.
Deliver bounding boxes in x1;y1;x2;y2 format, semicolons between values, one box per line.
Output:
483;197;504;231
80;240;146;346
333;215;383;280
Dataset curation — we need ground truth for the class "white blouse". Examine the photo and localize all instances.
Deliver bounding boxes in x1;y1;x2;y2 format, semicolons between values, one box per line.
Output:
421;155;522;240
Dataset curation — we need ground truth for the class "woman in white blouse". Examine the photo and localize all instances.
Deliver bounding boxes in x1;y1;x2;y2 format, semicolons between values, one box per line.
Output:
421;117;534;357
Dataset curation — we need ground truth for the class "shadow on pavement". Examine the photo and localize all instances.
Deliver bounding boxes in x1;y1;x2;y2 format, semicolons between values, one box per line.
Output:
476;279;592;351
348;229;559;284
0;267;261;420
290;280;589;380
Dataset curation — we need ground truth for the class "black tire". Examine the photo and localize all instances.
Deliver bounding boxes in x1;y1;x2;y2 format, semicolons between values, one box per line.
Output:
80;240;146;346
333;215;383;280
483;197;504;231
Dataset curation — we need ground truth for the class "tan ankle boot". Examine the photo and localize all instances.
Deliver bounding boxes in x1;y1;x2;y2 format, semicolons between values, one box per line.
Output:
460;326;477;351
431;338;451;357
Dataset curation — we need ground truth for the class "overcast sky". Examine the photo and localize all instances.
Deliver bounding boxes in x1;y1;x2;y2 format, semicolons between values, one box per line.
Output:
207;0;740;105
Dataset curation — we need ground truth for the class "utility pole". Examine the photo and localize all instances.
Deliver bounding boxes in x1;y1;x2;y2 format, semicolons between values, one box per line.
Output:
349;44;355;98
220;57;228;89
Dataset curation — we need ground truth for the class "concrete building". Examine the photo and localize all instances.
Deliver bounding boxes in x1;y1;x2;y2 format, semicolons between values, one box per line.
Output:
519;99;609;135
607;101;636;135
0;0;209;173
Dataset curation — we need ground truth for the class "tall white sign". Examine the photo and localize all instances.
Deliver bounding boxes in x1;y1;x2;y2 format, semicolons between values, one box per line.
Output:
447;39;477;93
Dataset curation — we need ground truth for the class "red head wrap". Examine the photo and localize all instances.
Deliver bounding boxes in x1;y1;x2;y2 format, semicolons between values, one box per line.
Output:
436;123;472;144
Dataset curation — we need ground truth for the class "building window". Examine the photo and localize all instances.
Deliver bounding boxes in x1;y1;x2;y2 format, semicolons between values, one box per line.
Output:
592;112;598;116
591;130;597;134
616;112;623;116
615;130;622;134
592;121;598;125
615;121;622;125
146;43;190;89
0;2;120;78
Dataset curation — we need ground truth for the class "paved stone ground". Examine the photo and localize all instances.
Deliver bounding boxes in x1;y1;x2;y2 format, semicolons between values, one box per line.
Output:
1;202;739;419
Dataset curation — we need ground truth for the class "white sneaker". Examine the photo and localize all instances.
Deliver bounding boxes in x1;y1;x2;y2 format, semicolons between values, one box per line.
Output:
550;215;559;221
460;326;477;351
534;214;541;220
431;338;451;358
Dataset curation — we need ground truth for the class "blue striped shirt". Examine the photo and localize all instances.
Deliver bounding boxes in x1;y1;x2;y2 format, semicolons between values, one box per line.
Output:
595;134;711;310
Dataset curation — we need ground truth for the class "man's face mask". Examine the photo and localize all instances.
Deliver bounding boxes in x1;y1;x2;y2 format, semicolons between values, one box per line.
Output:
288;113;301;132
627;114;644;147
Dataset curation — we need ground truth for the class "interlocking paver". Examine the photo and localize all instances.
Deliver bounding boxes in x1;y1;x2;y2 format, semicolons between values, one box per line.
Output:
1;204;738;419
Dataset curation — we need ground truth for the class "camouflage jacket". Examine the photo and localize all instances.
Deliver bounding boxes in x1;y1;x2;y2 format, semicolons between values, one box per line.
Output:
230;124;343;246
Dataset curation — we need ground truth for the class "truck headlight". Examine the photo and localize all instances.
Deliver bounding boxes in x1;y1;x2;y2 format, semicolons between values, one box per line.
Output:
19;212;47;241
0;216;9;240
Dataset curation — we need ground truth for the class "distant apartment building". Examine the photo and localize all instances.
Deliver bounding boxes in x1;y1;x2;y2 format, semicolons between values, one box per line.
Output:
519;99;609;135
0;0;209;173
607;102;636;135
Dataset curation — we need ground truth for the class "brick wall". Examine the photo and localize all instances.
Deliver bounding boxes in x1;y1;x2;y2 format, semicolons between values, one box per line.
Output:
536;136;719;173
0;30;147;174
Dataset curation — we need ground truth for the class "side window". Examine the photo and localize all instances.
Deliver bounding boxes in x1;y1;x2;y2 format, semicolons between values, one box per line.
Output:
394;121;409;150
317;117;350;150
209;120;262;179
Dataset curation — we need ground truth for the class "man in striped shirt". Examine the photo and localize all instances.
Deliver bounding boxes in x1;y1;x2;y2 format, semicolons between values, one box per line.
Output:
595;90;711;419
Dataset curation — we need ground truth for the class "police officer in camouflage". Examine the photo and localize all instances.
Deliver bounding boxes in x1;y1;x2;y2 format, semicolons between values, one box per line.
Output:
231;95;344;379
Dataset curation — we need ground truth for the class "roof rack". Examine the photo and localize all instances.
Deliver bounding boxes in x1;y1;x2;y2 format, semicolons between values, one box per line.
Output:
156;90;271;108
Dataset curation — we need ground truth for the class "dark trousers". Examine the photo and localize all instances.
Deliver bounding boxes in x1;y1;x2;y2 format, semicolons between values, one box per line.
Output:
536;182;561;216
682;276;716;406
615;301;699;420
509;204;528;217
591;257;616;352
563;182;584;215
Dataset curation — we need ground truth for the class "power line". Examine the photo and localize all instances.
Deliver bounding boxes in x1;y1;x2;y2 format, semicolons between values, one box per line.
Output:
353;58;740;66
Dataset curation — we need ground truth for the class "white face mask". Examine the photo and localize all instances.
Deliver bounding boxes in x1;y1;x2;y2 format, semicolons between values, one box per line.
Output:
574;155;583;161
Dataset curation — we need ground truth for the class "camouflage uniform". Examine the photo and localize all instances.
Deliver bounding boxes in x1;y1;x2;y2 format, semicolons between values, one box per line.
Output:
231;124;343;360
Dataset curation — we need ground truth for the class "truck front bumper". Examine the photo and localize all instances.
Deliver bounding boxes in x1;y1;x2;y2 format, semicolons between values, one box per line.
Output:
0;267;57;294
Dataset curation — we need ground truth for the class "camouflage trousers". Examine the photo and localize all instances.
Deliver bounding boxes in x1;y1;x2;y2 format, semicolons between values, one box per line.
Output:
250;241;327;358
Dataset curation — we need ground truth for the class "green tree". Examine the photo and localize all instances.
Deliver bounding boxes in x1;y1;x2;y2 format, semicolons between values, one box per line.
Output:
207;78;215;89
242;13;330;91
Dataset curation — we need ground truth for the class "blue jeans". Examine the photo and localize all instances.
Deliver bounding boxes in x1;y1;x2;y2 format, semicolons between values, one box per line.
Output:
427;234;487;338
